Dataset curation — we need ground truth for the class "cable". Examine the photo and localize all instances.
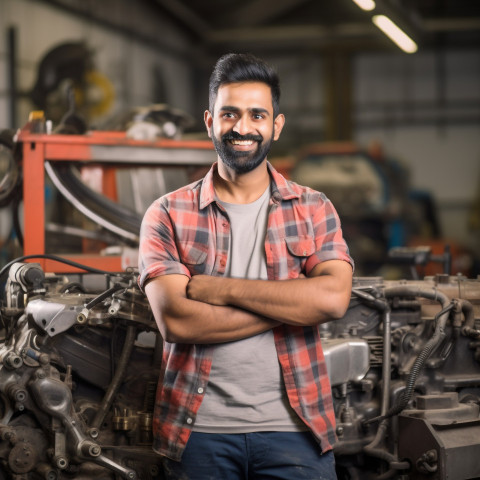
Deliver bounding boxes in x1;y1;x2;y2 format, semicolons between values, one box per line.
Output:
0;254;123;280
84;283;125;310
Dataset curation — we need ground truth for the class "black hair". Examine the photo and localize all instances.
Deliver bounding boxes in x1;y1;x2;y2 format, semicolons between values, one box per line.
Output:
208;53;281;117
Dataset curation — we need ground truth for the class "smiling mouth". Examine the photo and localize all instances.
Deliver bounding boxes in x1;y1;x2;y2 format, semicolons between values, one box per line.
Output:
230;139;255;147
223;132;263;149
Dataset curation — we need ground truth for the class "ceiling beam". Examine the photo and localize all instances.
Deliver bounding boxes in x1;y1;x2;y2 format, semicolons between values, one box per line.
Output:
423;17;480;32
154;0;210;38
206;23;375;45
219;0;311;28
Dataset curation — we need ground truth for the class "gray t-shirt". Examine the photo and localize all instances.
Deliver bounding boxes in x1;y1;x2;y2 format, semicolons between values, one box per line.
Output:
194;186;305;433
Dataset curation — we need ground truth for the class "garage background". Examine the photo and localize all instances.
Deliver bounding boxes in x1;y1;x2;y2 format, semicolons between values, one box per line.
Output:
0;0;479;275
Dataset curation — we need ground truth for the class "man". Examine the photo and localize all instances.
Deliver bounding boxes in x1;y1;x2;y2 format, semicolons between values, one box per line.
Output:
139;53;354;479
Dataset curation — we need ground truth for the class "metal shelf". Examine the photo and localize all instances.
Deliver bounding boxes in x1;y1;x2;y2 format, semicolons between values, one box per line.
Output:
18;127;215;273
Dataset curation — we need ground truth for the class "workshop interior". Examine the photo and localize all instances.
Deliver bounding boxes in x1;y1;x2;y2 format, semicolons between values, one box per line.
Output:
0;0;480;478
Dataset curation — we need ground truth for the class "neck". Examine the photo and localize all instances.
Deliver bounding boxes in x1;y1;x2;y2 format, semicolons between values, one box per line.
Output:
214;159;270;204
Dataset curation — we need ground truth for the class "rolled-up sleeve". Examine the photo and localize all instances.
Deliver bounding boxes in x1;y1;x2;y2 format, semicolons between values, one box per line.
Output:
138;198;190;291
304;193;354;275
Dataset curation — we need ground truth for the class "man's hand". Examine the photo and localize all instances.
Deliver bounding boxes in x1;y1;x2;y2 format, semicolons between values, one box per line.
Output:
187;275;230;305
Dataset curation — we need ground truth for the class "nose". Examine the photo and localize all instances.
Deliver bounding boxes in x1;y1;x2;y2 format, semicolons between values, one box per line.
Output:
232;114;252;135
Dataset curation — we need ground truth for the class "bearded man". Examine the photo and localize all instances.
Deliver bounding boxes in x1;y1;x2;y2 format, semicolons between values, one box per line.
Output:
139;53;354;480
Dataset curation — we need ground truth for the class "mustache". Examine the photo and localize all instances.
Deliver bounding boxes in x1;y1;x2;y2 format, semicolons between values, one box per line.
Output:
222;131;263;143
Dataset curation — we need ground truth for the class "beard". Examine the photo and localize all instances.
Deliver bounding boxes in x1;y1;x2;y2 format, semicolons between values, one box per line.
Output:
212;129;274;174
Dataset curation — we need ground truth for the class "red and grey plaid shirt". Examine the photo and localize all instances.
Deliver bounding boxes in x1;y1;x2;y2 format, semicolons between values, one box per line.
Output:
139;162;353;461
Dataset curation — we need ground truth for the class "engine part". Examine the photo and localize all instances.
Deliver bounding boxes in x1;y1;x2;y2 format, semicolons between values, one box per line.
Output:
323;338;370;386
329;274;480;479
398;392;480;479
0;263;479;479
0;263;162;479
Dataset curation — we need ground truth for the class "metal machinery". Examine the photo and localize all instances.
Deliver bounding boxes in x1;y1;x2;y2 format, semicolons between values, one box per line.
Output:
0;125;480;479
1;262;479;479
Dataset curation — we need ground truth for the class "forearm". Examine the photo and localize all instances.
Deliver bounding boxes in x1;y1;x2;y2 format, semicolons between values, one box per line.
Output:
163;301;278;344
145;276;278;344
213;278;345;325
187;261;353;326
225;279;333;325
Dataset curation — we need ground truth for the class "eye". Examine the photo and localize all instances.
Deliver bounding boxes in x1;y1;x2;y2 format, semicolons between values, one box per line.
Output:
222;112;236;119
252;113;265;120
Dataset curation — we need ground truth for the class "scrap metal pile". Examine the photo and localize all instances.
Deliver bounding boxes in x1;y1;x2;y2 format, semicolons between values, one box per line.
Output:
0;260;479;479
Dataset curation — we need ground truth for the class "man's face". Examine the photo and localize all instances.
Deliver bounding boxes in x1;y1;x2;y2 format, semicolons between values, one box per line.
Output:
205;82;285;174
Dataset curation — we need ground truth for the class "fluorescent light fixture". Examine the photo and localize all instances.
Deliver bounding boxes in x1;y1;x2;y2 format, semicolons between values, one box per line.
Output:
372;14;418;53
352;0;376;11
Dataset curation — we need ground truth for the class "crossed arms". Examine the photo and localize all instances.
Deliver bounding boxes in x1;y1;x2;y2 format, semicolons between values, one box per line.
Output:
145;260;352;344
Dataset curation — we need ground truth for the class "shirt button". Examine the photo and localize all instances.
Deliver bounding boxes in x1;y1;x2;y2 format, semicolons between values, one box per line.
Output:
220;260;226;267
197;387;204;394
303;250;307;255
186;417;193;425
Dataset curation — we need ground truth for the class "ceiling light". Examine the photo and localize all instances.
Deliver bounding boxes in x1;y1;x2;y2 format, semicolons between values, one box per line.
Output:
352;0;376;11
372;14;418;53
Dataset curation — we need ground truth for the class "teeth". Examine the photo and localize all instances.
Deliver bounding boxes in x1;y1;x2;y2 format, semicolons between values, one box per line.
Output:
231;140;253;145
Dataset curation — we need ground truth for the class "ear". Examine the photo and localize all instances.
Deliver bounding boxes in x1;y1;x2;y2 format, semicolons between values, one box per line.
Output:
273;114;285;141
204;110;213;138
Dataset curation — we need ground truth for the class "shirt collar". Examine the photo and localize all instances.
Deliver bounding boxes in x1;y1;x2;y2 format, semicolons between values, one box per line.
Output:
199;161;300;210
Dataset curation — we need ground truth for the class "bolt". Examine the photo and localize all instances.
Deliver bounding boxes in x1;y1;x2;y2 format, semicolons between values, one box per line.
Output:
55;457;68;469
90;445;101;456
15;391;26;402
38;353;50;365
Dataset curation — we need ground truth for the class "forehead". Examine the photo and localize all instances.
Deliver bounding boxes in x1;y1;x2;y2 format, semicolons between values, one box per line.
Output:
214;82;273;112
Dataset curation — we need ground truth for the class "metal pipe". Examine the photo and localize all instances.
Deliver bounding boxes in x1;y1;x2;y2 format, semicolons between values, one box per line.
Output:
352;288;391;416
380;309;391;417
457;298;478;337
373;286;452;420
359;286;453;475
353;290;404;473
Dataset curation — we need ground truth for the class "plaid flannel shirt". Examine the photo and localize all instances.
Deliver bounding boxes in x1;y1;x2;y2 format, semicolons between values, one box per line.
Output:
139;162;353;461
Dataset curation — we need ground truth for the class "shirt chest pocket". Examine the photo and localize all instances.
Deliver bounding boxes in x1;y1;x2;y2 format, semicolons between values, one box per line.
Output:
176;241;209;275
284;235;316;276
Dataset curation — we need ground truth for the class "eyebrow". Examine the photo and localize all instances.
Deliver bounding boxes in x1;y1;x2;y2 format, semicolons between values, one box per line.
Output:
219;106;270;116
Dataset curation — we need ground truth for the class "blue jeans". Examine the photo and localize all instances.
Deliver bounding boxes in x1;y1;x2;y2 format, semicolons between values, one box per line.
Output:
162;431;337;480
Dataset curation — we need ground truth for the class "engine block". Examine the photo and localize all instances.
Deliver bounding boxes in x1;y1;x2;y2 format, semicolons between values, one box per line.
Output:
0;262;479;479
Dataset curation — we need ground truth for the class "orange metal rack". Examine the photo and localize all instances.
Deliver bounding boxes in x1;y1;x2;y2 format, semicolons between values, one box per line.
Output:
17;127;215;273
